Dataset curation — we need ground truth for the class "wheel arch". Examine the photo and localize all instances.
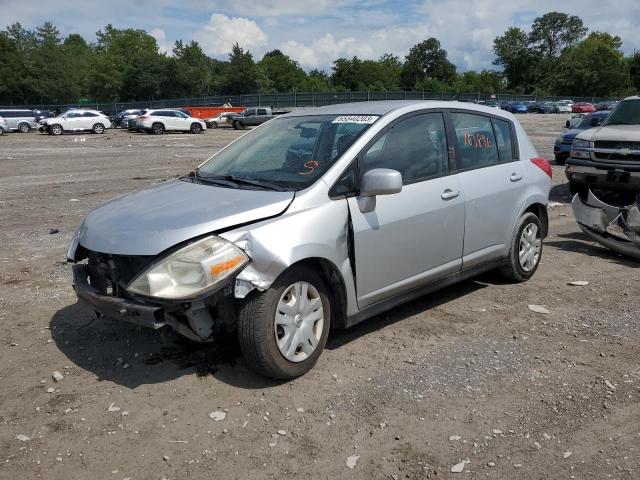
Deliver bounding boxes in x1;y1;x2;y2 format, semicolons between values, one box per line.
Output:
274;257;349;330
523;202;549;238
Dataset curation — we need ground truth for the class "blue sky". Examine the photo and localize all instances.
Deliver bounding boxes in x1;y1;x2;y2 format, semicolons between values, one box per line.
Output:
1;0;639;72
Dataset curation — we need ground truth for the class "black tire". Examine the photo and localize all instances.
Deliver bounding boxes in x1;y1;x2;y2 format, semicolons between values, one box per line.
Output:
0;127;4;136
152;123;164;135
554;155;566;165
233;120;244;130
190;122;202;134
50;124;63;135
211;122;218;129
18;122;30;133
92;123;105;134
238;266;331;380
498;212;543;282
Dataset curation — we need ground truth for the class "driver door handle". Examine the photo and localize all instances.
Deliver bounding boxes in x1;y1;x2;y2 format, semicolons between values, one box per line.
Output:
441;189;460;200
510;173;523;182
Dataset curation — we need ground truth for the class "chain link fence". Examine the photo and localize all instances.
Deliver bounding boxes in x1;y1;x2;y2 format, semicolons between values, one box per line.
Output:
1;91;622;115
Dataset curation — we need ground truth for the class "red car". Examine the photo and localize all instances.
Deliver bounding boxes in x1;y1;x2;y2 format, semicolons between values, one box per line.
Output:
572;102;596;113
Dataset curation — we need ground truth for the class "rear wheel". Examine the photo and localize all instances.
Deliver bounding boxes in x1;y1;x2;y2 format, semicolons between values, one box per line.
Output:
190;122;202;134
50;124;63;135
211;122;218;129
152;123;164;135
0;127;4;136
499;212;543;282
238;266;331;379
92;123;105;134
18;122;30;133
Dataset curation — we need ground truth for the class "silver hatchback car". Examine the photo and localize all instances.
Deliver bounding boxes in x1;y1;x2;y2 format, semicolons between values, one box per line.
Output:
68;101;551;379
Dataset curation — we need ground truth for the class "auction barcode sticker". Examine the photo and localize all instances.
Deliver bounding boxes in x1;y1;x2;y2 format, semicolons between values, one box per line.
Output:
332;115;379;124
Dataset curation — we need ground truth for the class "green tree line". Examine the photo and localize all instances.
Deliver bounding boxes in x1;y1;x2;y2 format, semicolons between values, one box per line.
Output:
0;11;639;105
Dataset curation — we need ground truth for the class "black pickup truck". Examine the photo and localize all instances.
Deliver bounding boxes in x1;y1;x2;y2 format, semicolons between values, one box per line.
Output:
232;107;288;129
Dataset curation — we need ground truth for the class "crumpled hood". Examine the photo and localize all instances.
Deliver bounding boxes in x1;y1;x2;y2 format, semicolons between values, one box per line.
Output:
577;125;640;142
76;179;294;255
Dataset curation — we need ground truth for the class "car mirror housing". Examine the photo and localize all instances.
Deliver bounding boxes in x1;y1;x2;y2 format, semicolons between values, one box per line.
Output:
357;168;403;213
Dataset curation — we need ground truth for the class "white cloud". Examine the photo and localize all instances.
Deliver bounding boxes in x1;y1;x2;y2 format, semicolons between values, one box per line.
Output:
281;33;375;69
193;13;268;57
150;28;172;55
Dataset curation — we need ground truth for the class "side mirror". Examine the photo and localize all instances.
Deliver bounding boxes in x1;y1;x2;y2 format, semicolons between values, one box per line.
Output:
357;168;402;213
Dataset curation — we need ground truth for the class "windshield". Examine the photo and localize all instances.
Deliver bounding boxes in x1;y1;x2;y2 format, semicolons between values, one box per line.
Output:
577;114;603;129
196;114;377;191
604;100;640;126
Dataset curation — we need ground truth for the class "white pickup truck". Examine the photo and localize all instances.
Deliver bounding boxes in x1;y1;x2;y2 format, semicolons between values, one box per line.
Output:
566;96;640;195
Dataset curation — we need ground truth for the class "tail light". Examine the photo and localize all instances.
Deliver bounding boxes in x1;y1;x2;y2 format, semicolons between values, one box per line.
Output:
531;157;552;178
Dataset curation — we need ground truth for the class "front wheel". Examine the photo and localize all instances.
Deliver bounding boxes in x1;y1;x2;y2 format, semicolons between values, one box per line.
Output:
92;123;105;134
238;266;331;379
233;120;244;130
499;212;543;282
190;122;202;134
50;124;63;135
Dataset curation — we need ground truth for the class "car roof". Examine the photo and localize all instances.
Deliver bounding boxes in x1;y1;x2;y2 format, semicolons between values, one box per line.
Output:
284;100;514;118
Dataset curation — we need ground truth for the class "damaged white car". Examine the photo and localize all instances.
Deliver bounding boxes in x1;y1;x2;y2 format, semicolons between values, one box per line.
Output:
68;101;551;379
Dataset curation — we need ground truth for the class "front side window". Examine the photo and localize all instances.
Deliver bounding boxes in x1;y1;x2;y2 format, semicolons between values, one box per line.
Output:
257;108;268;115
451;112;499;170
361;113;449;184
196;115;376;191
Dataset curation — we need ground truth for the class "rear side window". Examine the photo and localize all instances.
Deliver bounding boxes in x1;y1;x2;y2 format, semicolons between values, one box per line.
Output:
82;112;98;117
361;112;449;184
1;111;16;118
451;113;499;170
492;118;516;163
257;108;268;115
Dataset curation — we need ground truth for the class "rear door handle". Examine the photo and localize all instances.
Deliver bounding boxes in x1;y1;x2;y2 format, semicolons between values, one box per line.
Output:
510;173;523;182
441;189;460;200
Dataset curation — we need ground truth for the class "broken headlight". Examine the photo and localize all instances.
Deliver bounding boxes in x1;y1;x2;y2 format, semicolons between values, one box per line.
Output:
127;236;249;300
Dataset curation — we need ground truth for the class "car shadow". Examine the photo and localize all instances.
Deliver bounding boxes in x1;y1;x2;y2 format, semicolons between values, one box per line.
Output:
52;276;490;390
50;302;282;390
327;277;488;350
545;231;640;268
549;182;573;203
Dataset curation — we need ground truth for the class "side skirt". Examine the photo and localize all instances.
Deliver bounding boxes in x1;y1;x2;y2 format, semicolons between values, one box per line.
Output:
344;257;507;329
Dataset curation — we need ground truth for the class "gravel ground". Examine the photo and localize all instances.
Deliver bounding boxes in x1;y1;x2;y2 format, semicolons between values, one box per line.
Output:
0;114;639;480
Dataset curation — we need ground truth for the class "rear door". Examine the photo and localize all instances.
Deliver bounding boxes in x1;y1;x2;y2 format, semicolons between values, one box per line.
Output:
80;111;99;129
347;111;465;308
449;111;524;267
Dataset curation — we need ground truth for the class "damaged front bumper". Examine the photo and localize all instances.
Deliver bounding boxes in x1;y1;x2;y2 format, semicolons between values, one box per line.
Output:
72;264;237;342
571;190;640;260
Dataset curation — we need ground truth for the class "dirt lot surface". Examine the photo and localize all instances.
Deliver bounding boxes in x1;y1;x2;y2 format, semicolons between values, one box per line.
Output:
1;114;639;480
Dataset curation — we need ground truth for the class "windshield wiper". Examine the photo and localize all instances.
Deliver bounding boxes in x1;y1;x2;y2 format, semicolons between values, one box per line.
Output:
196;173;287;191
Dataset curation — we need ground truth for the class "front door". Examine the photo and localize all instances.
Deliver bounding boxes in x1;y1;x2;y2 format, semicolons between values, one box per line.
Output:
347;111;465;308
